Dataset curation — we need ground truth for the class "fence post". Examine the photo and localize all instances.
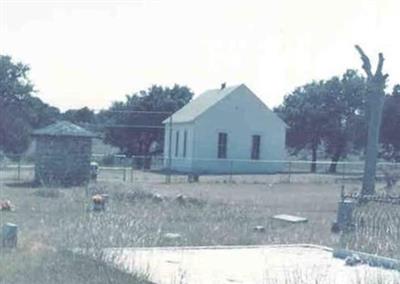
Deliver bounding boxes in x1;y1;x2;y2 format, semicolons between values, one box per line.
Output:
17;157;21;181
130;167;134;183
288;161;292;183
229;160;233;183
342;162;346;185
123;167;126;182
166;116;173;184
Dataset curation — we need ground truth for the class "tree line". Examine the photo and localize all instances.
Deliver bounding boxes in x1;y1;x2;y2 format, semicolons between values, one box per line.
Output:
1;54;399;169
0;55;193;161
275;69;400;172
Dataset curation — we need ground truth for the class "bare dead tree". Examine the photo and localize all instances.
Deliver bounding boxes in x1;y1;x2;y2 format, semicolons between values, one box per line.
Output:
355;45;389;195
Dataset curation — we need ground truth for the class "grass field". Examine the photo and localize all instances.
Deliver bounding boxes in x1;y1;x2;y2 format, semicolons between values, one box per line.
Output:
0;172;399;283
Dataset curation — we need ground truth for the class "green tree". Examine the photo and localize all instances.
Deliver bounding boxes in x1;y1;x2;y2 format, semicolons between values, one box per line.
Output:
323;70;367;173
380;84;400;161
23;95;60;128
63;107;95;124
275;81;328;172
0;55;60;155
275;70;367;173
101;84;193;166
0;55;34;154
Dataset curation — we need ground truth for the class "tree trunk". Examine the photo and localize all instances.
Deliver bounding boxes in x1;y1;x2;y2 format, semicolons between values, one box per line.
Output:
329;151;341;173
311;146;317;173
355;45;389;196
361;88;385;195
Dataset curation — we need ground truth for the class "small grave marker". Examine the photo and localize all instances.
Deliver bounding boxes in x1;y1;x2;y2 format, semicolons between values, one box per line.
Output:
188;174;199;183
0;200;13;211
2;223;18;248
272;214;308;223
175;194;185;204
253;226;266;233
152;193;164;202
90;161;99;181
163;233;182;240
92;194;106;211
336;199;356;231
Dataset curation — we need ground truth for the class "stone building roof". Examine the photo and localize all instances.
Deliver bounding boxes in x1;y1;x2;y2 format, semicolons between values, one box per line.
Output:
32;121;97;138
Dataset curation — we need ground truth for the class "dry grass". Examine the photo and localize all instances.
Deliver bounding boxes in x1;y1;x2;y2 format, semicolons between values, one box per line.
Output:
33;181;341;249
0;174;399;283
0;249;148;284
342;202;400;259
0;178;342;283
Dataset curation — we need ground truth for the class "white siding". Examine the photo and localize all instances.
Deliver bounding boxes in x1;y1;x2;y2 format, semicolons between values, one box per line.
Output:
164;84;286;174
163;122;194;172
192;85;286;173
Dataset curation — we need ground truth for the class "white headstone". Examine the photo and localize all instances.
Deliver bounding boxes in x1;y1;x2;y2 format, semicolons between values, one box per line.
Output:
272;214;308;223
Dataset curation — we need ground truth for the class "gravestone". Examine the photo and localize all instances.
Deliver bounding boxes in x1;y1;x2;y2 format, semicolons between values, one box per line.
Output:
90;161;99;181
0;200;13;211
92;194;106;211
2;223;18;248
253;226;266;233
152;193;164;203
336;199;356;231
272;214;308;223
188;174;199;183
163;233;182;241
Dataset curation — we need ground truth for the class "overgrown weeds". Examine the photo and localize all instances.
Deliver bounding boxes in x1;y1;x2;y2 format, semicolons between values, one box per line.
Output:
0;250;148;284
341;202;400;259
2;179;398;283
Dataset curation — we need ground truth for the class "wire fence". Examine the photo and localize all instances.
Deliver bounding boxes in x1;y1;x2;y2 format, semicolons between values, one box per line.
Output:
1;153;400;186
2;152;400;270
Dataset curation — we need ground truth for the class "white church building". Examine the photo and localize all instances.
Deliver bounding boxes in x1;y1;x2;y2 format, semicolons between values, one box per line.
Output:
163;84;287;174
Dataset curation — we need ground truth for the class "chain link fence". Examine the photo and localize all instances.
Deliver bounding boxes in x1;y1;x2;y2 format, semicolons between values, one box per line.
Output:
1;153;400;186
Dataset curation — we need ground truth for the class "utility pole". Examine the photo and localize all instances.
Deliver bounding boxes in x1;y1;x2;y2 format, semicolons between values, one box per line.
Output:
166;115;173;183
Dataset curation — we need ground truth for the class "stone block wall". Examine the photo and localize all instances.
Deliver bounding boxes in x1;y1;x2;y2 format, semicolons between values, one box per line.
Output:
34;136;92;186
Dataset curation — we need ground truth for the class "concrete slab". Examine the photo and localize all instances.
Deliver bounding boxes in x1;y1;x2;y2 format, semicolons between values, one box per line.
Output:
104;244;400;284
272;214;308;223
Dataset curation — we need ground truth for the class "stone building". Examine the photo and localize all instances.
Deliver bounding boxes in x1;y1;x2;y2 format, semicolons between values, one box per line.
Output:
32;121;96;186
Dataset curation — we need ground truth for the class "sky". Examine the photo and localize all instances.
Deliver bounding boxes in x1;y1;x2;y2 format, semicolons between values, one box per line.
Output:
1;0;400;111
